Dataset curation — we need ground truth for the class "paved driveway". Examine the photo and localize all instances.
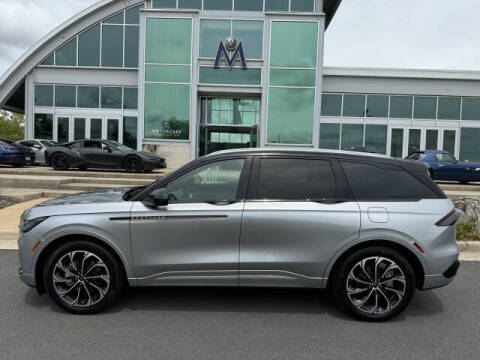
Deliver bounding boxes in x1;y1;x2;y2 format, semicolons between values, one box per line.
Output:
0;250;478;360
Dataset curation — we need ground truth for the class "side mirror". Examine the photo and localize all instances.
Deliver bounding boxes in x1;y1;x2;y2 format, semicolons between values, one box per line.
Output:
107;147;113;153
33;145;42;150
143;188;169;207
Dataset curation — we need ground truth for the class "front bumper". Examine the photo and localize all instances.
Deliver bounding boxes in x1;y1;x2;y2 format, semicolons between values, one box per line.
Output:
144;158;167;170
0;153;35;165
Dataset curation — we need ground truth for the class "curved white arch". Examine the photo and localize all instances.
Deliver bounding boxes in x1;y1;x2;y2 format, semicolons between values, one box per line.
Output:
0;0;144;109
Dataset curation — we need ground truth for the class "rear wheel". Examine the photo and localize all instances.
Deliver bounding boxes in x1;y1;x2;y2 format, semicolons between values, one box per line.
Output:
124;156;143;173
332;246;416;321
51;153;69;171
43;241;124;314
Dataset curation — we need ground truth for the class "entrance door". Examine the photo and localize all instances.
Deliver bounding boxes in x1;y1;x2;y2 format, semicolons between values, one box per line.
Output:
55;116;70;143
198;97;260;156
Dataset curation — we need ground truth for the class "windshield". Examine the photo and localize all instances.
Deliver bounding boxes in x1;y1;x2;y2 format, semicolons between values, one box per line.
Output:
407;152;424;160
40;140;55;147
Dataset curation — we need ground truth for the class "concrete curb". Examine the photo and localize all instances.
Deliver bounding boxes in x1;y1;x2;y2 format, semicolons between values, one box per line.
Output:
458;241;480;252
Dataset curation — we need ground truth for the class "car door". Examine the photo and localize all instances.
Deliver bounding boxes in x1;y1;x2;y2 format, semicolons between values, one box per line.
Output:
77;140;106;166
130;157;251;286
433;153;465;181
239;156;361;288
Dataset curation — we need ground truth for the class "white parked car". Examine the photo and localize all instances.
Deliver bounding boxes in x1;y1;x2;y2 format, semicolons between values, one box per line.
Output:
17;139;56;165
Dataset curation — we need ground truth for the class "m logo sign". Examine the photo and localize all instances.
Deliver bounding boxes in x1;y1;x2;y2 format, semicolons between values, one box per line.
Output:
214;36;247;70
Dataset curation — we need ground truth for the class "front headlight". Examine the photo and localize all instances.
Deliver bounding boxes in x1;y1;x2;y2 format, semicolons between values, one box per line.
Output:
19;217;48;233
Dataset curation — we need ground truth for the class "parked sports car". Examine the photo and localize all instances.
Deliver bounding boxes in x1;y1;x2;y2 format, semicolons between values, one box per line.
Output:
407;150;480;183
0;138;35;167
45;139;167;173
17;139;56;165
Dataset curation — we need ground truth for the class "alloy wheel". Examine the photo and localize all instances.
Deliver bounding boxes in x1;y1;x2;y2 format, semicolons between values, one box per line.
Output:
52;155;67;170
125;157;142;173
52;251;110;307
346;256;406;316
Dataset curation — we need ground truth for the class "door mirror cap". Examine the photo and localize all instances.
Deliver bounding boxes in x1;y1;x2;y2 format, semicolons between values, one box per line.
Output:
143;188;169;207
33;145;42;150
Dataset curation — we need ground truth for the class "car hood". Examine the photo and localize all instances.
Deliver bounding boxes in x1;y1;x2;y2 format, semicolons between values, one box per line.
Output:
1;142;30;153
23;188;135;220
459;161;480;168
38;188;131;206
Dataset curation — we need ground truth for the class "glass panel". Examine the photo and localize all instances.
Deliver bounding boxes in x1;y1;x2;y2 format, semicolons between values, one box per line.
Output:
265;0;288;11
125;26;139;68
146;65;191;83
443;130;456;155
267;87;314;144
343;94;365;117
55;38;77;66
235;0;263;11
123;116;138;149
321;94;342;116
270;21;318;67
319;123;340;150
232;20;263;59
438;97;461;120
269;69;315;87
57;117;69;143
178;0;202;9
144;83;190;140
78;24;100;67
291;0;315;12
104;12;124;24
199;67;261;85
74;118;86;140
102;25;124;67
200;20;231;58
125;4;143;24
90;118;103;139
107;119;119;141
55;86;76;107
167;159;245;203
101;87;122;109
426;130;439;150
123;87;138;110
408;129;421;156
202;98;260;126
77;86;99;108
414;96;436;119
460;128;480;161
204;0;233;10
364;125;387;154
41;54;54;66
366;95;388;118
390;128;404;158
34;114;53;140
35;85;53;107
257;159;336;200
146;18;192;64
341;124;364;150
390;96;413;119
462;98;480;120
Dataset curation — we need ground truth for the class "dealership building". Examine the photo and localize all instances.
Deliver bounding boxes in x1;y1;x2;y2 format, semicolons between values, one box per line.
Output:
1;0;480;168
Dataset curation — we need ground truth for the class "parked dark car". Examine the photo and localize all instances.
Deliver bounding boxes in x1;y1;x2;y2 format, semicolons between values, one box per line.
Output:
407;150;480;183
45;139;166;172
0;138;35;167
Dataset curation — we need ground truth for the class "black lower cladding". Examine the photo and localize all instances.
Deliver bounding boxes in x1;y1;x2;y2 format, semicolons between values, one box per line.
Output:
443;260;460;278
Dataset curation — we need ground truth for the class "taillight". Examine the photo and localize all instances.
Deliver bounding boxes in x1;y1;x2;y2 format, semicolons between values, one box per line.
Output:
435;209;463;227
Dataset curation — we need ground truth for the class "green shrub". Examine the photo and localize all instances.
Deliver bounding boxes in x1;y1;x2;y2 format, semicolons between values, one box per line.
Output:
456;221;480;241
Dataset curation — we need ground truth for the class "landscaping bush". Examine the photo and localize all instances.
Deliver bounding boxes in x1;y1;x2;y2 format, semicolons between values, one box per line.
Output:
456;221;480;241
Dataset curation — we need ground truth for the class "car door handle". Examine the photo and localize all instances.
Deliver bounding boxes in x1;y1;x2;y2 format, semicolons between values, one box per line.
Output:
205;201;237;205
311;199;349;204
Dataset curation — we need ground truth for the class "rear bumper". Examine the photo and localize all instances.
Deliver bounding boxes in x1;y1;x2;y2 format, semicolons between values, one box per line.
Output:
422;260;460;290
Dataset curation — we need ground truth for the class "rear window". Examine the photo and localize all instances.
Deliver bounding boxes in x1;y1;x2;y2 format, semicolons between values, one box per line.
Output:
256;158;336;201
342;161;440;201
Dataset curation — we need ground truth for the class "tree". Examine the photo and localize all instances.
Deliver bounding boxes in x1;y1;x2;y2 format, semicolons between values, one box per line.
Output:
0;110;25;141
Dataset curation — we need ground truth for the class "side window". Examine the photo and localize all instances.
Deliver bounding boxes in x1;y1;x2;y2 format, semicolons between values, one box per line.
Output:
69;142;83;149
435;153;456;163
84;141;101;149
166;159;245;203
342;161;439;201
256;158;336;201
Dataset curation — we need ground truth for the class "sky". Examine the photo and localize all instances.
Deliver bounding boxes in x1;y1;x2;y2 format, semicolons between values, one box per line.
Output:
0;0;480;77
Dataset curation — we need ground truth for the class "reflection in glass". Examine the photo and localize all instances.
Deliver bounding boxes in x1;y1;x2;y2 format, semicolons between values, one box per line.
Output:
107;119;119;141
365;125;387;154
232;20;263;59
438;97;461;120
74;118;86;140
343;94;365;117
426;130;439;150
460;128;480;161
319;123;340;150
78;24;100;67
55;38;77;66
34;114;53;140
341;124;364;150
366;95;388;118
90;118;103;139
443;130;456;155
408;129;421;156
390;96;413;119
57;117;69;143
55;86;76;107
77;86;99;108
102;25;124;67
321;94;342;116
200;20;230;58
123;116;138;149
35;85;53;107
390;128;404;158
414;96;437;119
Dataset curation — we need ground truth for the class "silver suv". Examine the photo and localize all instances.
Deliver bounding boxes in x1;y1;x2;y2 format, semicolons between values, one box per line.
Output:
18;149;461;321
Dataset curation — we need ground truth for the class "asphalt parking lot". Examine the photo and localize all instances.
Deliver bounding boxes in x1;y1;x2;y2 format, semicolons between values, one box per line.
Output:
0;250;479;360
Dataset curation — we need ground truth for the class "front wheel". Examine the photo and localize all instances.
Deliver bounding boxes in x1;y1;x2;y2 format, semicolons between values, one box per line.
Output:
43;241;124;314
124;156;143;173
51;153;69;171
332;246;416;321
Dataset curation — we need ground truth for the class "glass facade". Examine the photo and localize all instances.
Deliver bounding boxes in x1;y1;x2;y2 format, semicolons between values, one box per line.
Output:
55;86;76;107
34;114;53;140
366;95;388;118
35;85;53;107
90;118;103;139
390;96;412;119
57;117;69;143
365;125;387;154
152;0;316;12
343;94;365;117
101;87;122;109
123;116;138;149
144;18;192;140
74;118;86;140
267;21;318;144
341;124;364;150
77;86;99;108
460;128;480;161
319;123;340;150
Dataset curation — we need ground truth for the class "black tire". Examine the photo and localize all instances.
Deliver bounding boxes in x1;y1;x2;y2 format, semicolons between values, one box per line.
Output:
460;181;469;185
51;153;70;171
428;168;434;179
43;240;124;314
124;156;143;173
332;246;416;322
78;165;88;171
